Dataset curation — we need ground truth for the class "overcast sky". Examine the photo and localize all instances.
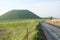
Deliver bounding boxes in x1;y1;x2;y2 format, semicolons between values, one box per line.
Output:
0;0;60;18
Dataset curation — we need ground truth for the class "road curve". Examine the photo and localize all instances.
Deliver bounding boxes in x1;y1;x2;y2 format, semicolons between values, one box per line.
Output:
40;22;60;40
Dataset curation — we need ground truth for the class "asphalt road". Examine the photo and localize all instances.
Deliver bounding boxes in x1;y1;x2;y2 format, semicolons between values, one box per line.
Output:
40;22;60;40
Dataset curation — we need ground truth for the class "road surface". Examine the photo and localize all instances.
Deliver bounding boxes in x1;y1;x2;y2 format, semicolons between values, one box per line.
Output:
40;22;60;40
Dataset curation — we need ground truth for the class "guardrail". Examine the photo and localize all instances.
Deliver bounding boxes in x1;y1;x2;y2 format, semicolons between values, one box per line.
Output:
40;22;60;40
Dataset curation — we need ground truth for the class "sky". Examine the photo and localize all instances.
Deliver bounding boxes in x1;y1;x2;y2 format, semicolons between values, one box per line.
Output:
0;0;60;18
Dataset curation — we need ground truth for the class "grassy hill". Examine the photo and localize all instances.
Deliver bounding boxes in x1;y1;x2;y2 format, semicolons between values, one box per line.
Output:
0;10;45;40
0;10;40;20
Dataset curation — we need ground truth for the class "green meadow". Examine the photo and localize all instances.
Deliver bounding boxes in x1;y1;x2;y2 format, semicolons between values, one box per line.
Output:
0;19;42;40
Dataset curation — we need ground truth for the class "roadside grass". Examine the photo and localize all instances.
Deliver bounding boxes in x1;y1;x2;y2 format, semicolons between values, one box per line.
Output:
0;19;47;40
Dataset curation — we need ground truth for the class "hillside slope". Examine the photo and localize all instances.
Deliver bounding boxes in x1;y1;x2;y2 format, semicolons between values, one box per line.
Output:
0;10;40;20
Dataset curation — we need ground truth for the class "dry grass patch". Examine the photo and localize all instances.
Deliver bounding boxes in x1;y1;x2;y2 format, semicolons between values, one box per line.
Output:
47;19;60;26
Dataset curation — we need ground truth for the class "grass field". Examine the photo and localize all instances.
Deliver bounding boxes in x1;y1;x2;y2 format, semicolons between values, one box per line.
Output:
0;19;38;40
0;19;47;40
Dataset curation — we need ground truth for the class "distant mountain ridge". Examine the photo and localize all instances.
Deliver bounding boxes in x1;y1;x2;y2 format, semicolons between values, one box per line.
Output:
0;10;40;20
